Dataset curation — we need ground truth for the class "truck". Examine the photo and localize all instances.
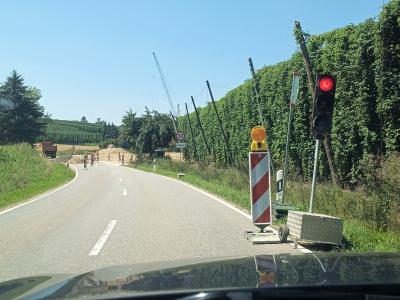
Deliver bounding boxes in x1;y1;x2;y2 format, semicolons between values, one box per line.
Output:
38;141;57;158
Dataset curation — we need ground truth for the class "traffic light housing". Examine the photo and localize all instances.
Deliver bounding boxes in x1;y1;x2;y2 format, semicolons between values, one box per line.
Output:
311;74;336;139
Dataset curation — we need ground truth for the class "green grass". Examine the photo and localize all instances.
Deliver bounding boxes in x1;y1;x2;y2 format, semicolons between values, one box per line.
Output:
135;159;249;210
0;144;75;209
133;158;400;252
343;220;400;252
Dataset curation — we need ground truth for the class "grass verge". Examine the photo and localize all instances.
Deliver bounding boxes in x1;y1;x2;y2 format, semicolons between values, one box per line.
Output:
135;160;249;210
0;144;75;209
133;159;400;252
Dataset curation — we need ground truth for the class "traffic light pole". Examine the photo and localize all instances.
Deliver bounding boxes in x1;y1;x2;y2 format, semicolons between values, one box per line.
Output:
309;139;320;213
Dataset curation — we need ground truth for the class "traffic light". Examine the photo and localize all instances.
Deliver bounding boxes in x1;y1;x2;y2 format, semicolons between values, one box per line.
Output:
311;74;336;139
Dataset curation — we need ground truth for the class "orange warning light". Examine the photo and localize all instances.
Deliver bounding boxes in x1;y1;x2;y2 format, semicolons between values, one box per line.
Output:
251;126;267;151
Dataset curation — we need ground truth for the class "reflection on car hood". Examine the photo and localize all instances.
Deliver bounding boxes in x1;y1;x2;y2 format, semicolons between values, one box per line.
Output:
1;252;400;299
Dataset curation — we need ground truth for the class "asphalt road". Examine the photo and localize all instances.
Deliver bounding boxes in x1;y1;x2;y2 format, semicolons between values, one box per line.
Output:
0;162;301;282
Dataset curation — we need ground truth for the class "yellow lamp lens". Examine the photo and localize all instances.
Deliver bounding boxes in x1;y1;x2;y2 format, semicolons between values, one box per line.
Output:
251;126;266;142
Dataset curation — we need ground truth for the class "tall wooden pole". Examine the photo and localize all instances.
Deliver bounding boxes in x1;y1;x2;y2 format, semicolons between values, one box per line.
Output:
169;111;178;134
206;80;234;165
185;102;198;161
248;57;275;173
191;96;211;156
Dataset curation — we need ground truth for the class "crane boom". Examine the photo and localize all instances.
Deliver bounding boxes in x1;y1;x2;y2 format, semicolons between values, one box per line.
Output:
152;52;178;120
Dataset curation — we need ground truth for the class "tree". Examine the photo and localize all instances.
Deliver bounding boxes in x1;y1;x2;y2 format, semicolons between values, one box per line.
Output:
81;116;88;123
119;108;174;154
135;108;174;154
0;71;44;144
120;109;142;150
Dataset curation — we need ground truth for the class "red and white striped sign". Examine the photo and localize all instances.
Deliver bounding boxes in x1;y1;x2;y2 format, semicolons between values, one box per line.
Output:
249;151;271;226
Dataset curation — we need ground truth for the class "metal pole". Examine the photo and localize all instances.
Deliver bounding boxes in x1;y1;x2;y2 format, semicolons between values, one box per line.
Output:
180;147;183;174
282;103;294;204
191;96;211;156
248;58;265;127
282;72;300;203
185;102;198;161
309;139;320;213
206;80;234;165
248;58;274;173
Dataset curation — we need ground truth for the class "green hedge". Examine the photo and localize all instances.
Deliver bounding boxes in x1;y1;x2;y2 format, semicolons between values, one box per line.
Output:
180;0;400;185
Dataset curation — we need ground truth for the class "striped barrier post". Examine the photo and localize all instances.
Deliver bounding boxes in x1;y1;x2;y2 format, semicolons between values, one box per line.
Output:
249;126;272;230
249;151;272;228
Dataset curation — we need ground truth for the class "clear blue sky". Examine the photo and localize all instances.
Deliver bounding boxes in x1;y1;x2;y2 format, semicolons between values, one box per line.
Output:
0;0;384;124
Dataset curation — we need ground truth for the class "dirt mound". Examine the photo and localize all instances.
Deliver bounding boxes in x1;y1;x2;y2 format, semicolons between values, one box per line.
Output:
98;148;136;162
165;152;183;161
67;155;84;164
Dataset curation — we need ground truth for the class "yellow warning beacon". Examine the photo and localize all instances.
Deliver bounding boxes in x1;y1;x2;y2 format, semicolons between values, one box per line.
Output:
251;126;267;152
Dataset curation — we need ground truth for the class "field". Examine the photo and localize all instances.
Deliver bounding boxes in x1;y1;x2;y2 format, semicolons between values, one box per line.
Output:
134;157;400;252
57;144;100;150
0;144;75;209
37;119;105;145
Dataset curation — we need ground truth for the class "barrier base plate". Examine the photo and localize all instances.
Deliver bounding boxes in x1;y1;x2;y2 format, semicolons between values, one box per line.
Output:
244;229;281;244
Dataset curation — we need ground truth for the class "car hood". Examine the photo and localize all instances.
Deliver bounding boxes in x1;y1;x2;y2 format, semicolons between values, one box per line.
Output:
1;252;400;299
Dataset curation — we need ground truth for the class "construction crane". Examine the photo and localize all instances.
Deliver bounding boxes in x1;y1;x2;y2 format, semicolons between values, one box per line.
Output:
152;52;178;133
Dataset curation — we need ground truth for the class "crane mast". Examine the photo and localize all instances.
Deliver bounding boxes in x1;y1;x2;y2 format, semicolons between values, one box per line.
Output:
152;52;179;132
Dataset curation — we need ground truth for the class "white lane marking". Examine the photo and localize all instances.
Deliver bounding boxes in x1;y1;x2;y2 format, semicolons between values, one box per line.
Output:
0;165;79;216
123;188;127;196
88;220;117;256
176;180;311;253
134;169;311;254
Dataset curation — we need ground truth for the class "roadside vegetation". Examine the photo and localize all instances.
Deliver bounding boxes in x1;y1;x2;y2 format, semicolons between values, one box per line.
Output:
134;155;400;252
0;144;75;209
124;0;400;253
179;0;400;185
38;118;119;146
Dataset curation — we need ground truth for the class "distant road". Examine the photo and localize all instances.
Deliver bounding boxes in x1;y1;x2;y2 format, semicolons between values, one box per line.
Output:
0;162;300;282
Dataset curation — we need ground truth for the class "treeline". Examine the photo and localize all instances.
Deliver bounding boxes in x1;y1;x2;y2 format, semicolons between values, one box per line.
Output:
0;70;120;146
180;0;400;185
38;119;119;145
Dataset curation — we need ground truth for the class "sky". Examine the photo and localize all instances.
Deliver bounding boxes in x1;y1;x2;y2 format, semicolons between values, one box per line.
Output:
0;0;384;124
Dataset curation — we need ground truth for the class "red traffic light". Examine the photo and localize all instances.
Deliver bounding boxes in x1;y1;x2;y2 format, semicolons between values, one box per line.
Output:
319;76;334;92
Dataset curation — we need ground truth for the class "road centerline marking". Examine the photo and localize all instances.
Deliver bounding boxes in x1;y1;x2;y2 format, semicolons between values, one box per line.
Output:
122;188;127;196
88;220;117;256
